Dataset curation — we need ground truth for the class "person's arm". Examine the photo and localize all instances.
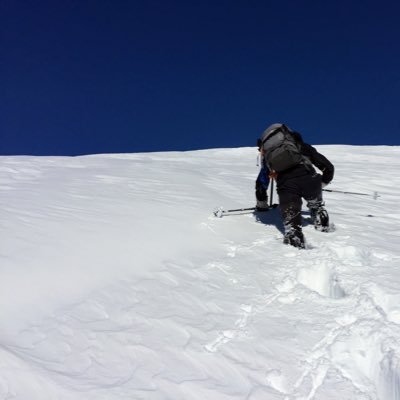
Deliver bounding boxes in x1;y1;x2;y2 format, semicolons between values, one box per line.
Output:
302;143;334;184
255;163;270;200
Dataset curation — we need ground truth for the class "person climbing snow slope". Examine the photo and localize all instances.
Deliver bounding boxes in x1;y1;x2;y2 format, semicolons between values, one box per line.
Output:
256;123;334;248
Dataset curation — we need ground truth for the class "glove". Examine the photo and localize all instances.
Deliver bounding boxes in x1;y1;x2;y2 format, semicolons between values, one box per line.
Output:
256;198;269;211
321;181;329;189
255;186;268;202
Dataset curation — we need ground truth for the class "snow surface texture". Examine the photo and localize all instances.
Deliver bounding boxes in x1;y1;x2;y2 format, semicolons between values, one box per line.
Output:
1;145;400;400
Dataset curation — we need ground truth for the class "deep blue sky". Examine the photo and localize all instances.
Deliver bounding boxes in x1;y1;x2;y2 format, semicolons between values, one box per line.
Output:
2;0;399;155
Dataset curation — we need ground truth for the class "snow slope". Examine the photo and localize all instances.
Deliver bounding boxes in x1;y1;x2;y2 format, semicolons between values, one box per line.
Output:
1;145;400;400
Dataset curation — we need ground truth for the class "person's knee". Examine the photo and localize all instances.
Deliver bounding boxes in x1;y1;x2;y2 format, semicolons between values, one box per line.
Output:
278;188;301;207
303;174;323;202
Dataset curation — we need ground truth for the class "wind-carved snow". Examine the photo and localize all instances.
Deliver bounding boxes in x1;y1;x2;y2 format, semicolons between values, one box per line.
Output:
1;145;400;399
297;260;346;299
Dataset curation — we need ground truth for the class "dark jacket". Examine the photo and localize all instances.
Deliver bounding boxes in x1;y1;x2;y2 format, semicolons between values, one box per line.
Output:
257;131;334;189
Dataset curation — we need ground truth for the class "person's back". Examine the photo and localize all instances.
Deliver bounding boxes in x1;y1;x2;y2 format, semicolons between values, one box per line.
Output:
256;123;334;248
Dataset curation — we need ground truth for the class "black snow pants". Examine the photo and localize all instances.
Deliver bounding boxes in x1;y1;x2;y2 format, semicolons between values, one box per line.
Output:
277;172;325;248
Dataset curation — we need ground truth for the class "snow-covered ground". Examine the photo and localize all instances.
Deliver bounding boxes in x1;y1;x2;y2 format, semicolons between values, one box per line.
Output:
1;145;400;400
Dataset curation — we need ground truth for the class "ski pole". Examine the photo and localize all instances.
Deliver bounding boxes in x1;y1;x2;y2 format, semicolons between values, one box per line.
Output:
323;189;380;199
213;204;278;217
213;206;255;217
269;179;274;207
220;207;256;213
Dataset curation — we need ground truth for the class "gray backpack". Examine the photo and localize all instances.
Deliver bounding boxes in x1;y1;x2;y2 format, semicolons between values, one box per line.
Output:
260;124;303;172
